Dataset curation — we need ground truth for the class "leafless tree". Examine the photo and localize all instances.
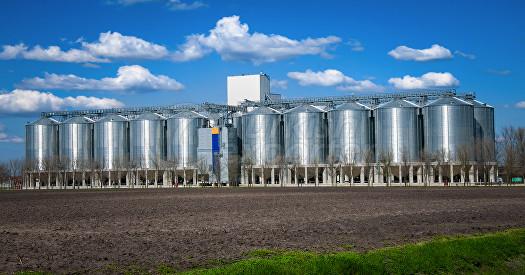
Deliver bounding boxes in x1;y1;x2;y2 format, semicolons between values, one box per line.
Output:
456;144;472;186
420;149;433;187
196;157;209;186
325;154;337;186
274;154;288;187
0;162;9;189
343;153;357;186
379;151;393;186
227;154;241;186
400;150;411;186
363;149;374;186
433;149;447;186
241;155;254;186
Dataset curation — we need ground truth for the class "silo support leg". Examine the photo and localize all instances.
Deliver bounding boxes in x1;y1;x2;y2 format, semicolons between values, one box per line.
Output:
193;169;197;186
271;168;275;185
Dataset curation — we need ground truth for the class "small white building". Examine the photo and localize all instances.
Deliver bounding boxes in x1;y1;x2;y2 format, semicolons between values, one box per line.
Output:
227;73;280;106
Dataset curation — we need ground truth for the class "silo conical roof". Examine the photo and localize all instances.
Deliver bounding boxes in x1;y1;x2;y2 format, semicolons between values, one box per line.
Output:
245;106;281;115
62;116;94;124
284;104;325;114
95;114;128;123
133;112;166;120
377;98;420;109
169;111;207;119
28;117;59;125
332;101;371;111
424;96;472;107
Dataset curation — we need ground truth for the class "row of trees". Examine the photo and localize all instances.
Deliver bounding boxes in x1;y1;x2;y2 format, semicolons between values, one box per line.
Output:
241;138;499;186
499;127;525;184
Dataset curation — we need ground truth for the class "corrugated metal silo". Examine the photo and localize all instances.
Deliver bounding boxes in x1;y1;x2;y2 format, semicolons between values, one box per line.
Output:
166;111;207;167
471;100;495;161
129;112;166;169
59;116;94;170
328;102;372;164
423;96;474;162
375;99;421;163
241;107;282;166
94;114;129;170
25;117;59;171
284;105;327;165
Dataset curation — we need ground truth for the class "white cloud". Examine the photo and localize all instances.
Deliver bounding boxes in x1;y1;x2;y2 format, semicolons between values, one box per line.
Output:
0;44;27;59
454;50;476;60
168;0;206;10
388;44;452;61
388;72;459;90
270;79;288;90
113;0;207;10
347;38;364;52
19;65;184;92
172;15;341;64
0;89;123;114
0;44;108;63
287;69;384;92
515;101;525;109
487;69;511;76
82;31;168;59
0;123;23;143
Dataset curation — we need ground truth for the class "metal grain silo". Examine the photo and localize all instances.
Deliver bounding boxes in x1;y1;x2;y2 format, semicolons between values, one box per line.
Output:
129;112;166;169
166;111;207;168
375;99;421;163
59;116;94;170
94;114;129;170
241;107;282;166
284;105;327;165
25;117;59;171
328;102;372;164
471;99;495;161
423;96;474;162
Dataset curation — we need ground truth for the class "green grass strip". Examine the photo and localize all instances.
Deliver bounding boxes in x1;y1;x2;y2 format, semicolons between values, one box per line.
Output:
177;229;525;275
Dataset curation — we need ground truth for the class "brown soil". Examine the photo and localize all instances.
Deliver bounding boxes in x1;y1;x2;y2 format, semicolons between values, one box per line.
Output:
1;187;525;273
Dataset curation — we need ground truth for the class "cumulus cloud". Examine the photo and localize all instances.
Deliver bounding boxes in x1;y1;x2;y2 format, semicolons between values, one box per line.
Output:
168;0;206;10
0;123;23;143
81;32;168;59
113;0;207;10
270;79;288;90
515;101;525;109
347;38;364;52
388;44;453;61
19;65;184;92
172;15;341;64
287;69;384;92
388;72;459;90
454;50;476;60
0;43;108;63
0;89;123;114
0;32;167;62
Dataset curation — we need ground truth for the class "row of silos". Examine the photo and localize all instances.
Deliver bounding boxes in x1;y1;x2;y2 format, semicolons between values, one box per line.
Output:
26;112;208;171
241;96;494;166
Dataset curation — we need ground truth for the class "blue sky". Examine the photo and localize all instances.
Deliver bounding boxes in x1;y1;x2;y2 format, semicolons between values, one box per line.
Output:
0;0;523;160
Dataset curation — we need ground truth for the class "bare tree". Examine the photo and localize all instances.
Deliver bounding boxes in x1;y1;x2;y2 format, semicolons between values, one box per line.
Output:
433;149;447;186
274;154;288;187
325;154;337;186
0;162;9;189
241;155;254;186
379;151;393;186
456;144;472;186
400;150;411;186
196;157;209;186
420;149;433;187
363;149;375;186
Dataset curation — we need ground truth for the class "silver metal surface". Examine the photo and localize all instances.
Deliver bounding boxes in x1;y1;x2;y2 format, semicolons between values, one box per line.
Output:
166;111;207;168
374;99;421;163
25;117;59;171
129;112;166;169
423;97;474;162
241;107;282;166
59;116;94;170
470;100;495;161
328;102;372;164
284;105;327;165
94;114;129;170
